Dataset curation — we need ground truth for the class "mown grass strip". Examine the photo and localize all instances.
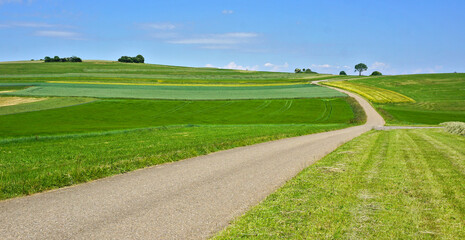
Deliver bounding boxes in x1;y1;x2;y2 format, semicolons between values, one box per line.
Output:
323;81;415;103
0;123;351;200
214;129;465;239
47;80;310;87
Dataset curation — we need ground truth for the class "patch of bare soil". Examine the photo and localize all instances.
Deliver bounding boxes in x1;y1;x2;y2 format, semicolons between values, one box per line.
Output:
0;97;47;107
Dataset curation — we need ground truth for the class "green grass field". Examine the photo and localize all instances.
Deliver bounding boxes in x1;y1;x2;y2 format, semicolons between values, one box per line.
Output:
214;129;465;239
0;98;357;137
1;82;346;100
344;73;465;125
0;123;351;200
0;61;348;84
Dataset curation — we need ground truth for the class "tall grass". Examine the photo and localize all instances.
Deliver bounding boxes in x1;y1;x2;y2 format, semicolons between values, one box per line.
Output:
440;122;465;136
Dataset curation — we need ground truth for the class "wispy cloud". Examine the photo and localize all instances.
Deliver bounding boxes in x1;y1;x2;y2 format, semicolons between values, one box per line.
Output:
139;22;176;30
168;32;259;48
35;30;83;40
0;0;32;5
0;22;66;28
370;62;389;71
263;62;289;72
222;10;234;14
205;62;259;71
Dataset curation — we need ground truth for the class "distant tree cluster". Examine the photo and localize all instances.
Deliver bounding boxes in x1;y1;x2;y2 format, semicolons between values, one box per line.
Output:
371;71;382;76
295;68;316;74
118;55;145;63
339;71;347;75
44;56;82;62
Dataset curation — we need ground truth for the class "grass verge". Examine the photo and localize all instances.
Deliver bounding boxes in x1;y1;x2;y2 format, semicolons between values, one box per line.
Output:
214;129;465;239
0;123;351;200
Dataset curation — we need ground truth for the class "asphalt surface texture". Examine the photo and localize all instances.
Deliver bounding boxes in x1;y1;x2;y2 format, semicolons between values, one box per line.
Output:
0;85;385;239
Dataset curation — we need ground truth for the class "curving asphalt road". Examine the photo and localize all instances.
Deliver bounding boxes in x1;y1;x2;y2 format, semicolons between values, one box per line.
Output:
0;85;384;240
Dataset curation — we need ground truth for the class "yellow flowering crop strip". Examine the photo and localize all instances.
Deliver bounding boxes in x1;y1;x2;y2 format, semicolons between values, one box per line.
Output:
322;81;415;103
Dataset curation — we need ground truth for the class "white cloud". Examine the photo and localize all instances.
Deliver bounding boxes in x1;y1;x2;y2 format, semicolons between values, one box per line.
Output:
0;22;65;28
139;22;176;30
0;0;28;4
370;61;389;71
168;32;258;45
35;30;83;40
222;10;234;14
223;62;259;71
263;62;289;72
204;64;215;68
167;32;259;50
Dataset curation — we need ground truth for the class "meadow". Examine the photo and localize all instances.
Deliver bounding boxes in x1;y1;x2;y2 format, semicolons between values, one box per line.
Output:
0;61;348;84
214;129;465;239
342;73;465;125
0;124;352;200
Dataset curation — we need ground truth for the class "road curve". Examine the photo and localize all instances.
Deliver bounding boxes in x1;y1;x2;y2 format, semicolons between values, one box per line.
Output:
0;86;384;240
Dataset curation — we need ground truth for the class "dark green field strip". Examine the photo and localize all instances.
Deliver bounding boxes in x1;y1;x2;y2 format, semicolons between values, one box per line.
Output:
214;129;465;239
0;98;356;137
0;123;351;200
377;104;465;125
0;97;96;115
2;83;346;100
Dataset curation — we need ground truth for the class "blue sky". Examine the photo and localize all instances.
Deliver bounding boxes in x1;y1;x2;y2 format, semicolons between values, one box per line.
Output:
1;0;464;74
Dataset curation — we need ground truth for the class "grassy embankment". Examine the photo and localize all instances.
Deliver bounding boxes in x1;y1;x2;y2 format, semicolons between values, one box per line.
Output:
215;129;465;239
324;73;465;125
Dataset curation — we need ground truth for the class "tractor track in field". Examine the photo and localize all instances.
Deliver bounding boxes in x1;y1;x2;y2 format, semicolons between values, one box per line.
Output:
0;84;385;240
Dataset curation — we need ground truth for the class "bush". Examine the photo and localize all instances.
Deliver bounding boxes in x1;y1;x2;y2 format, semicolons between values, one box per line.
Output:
440;122;465;136
371;71;382;76
118;55;144;63
339;71;347;75
294;68;301;73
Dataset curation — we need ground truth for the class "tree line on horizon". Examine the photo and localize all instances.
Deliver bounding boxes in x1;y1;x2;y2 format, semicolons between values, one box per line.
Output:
44;56;82;62
118;55;145;63
294;63;382;76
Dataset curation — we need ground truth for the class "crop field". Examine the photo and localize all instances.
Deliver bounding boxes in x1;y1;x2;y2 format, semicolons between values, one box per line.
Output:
344;73;465;125
322;81;415;103
1;82;346;100
214;129;465;239
0;61;350;84
0;98;357;137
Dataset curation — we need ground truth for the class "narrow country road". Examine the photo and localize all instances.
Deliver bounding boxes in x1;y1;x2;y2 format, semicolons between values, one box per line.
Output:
0;86;384;240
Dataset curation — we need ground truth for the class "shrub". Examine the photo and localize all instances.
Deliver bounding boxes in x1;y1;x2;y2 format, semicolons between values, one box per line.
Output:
339;71;347;75
371;71;382;76
440;122;465;136
294;68;301;73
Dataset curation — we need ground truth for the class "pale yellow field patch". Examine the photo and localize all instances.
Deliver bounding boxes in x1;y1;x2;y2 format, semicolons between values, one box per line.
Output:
0;97;47;107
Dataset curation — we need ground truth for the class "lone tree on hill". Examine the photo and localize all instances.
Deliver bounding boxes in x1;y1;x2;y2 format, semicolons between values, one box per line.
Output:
339;71;347;75
354;63;368;76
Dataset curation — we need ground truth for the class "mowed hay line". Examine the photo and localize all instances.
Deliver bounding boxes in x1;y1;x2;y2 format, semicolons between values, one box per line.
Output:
0;97;47;107
323;81;415;103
